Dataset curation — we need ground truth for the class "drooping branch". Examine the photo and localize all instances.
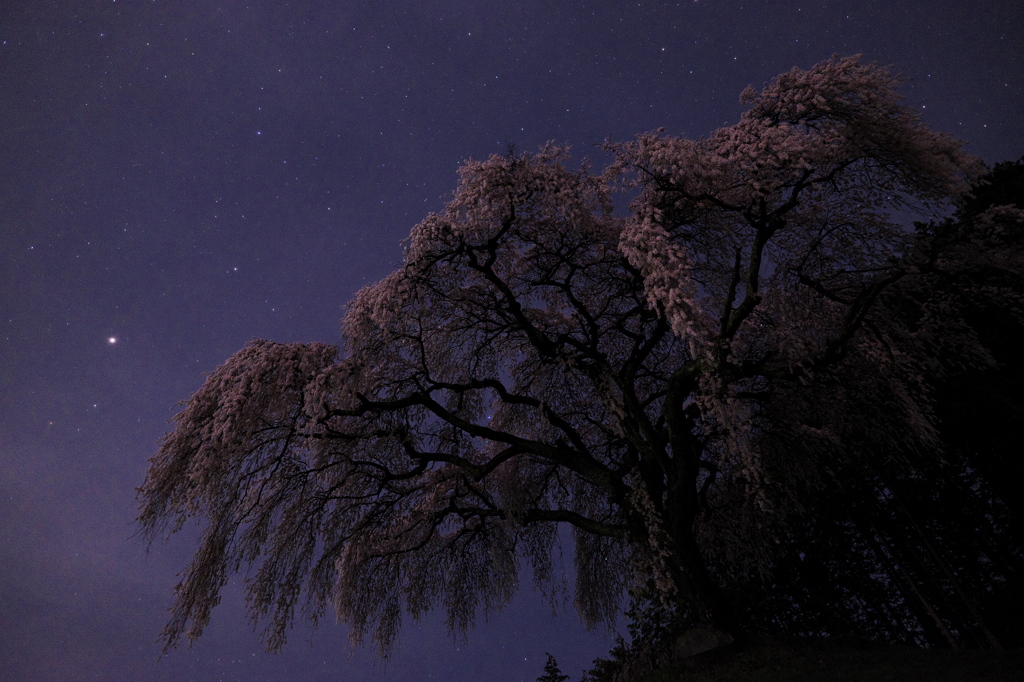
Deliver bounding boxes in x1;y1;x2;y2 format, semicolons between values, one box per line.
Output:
139;58;1000;659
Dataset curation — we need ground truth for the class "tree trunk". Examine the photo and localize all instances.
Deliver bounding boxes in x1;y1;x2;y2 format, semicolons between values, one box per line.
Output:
659;361;734;636
675;530;733;630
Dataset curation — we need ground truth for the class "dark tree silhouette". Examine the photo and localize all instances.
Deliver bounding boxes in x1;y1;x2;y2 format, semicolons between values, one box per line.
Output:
138;56;1017;658
537;653;571;682
737;159;1024;651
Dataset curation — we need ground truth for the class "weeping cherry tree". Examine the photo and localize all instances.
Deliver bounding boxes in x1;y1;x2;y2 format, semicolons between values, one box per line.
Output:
139;56;1001;656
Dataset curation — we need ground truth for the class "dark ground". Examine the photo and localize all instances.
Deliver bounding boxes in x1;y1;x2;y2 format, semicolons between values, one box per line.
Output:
632;636;1022;681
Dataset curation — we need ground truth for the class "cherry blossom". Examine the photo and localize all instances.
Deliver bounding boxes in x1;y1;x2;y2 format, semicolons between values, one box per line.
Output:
139;57;1013;656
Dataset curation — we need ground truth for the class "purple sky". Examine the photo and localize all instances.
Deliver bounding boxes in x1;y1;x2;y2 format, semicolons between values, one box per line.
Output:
1;1;1022;680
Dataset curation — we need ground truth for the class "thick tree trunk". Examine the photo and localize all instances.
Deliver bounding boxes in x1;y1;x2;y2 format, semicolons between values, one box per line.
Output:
670;529;732;630
659;360;734;636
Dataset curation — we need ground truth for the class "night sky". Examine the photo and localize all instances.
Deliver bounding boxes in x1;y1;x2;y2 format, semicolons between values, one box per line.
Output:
1;1;1021;680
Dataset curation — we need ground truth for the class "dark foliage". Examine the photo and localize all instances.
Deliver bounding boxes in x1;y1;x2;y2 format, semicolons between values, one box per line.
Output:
537;653;571;682
732;159;1024;651
583;160;1024;679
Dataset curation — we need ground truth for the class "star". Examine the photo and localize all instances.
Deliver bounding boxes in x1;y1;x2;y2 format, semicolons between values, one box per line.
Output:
108;337;117;344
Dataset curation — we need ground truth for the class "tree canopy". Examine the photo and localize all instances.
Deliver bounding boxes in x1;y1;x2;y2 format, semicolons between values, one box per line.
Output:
138;56;1023;660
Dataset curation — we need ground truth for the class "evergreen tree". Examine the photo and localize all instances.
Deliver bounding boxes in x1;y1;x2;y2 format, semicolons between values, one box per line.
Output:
537;653;570;682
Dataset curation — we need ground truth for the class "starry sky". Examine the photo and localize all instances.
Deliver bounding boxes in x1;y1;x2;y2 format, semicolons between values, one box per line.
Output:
1;1;1021;680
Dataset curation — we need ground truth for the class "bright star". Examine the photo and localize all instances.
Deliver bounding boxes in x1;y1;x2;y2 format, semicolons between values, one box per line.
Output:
108;337;117;344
